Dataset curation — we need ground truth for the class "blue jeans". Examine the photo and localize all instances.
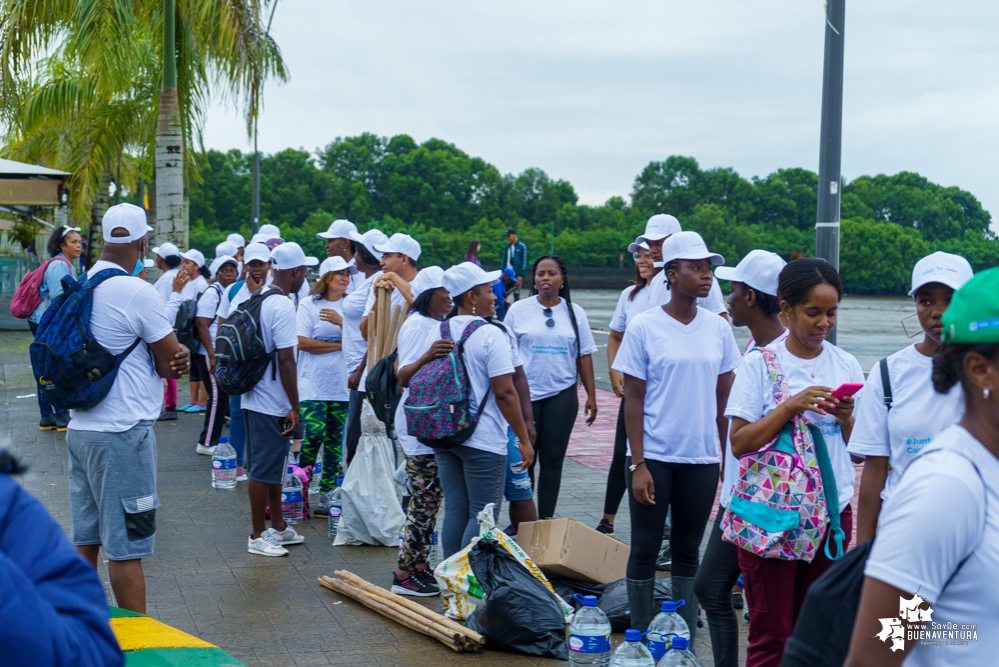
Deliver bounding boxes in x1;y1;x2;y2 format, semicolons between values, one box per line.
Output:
435;445;506;558
504;427;533;501
28;320;68;420
228;394;245;467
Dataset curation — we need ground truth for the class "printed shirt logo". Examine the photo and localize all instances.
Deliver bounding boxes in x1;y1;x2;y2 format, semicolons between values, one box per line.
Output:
875;592;978;652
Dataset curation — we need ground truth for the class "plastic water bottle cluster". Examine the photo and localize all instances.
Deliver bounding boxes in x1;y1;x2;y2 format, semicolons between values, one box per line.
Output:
646;600;691;661
281;455;304;525
211;437;237;489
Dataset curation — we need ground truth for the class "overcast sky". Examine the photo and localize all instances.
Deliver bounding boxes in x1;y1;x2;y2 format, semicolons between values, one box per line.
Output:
204;1;999;226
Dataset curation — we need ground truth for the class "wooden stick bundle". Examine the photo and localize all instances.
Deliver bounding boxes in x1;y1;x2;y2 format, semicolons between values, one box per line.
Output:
366;307;377;371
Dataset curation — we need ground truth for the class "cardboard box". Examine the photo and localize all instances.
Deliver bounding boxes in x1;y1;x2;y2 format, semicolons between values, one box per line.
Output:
516;518;630;584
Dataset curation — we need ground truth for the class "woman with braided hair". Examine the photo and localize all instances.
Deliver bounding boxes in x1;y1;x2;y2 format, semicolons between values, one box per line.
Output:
503;255;598;519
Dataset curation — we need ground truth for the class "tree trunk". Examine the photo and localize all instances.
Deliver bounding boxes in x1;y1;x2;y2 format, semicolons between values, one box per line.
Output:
86;171;111;268
154;86;185;250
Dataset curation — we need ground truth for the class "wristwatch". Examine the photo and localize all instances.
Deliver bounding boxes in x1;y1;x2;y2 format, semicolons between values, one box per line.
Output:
629;461;646;473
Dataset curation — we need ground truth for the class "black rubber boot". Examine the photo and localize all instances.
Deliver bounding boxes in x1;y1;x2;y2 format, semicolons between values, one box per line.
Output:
672;575;700;654
626;577;657;632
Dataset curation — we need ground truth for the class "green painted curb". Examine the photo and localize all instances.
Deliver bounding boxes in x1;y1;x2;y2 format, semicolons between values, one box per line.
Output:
124;648;244;666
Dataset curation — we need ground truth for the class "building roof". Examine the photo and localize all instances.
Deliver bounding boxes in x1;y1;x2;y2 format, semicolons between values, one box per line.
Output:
0;158;70;178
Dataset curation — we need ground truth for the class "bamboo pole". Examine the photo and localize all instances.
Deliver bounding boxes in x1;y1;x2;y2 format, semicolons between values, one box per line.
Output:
333;570;485;646
387;304;401;354
376;287;390;362
318;577;463;652
392;307;408;352
366;308;377;372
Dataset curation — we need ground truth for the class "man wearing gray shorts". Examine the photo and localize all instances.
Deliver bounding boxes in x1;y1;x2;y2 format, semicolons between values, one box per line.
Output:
64;204;189;613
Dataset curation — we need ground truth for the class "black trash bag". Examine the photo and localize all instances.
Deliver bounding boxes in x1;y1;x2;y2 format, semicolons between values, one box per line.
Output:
598;577;674;632
550;579;608;609
465;538;569;660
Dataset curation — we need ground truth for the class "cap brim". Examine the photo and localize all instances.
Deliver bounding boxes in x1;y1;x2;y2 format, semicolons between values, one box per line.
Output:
479;270;503;286
908;277;965;297
674;252;725;265
714;266;740;282
372;243;395;254
638;233;669;243
305;257;319;267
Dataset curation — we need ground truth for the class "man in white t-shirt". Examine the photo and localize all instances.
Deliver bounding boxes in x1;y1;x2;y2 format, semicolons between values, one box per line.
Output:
243;242;318;557
65;204;190;614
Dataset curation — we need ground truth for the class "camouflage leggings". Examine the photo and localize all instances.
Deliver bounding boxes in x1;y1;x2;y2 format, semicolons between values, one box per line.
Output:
299;400;348;494
399;454;443;572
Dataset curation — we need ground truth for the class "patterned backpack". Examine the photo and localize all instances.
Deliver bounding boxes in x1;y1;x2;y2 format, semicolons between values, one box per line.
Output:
721;347;845;562
403;319;490;450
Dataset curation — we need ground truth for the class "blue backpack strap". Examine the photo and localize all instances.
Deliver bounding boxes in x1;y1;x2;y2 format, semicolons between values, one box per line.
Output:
228;280;244;301
808;424;846;561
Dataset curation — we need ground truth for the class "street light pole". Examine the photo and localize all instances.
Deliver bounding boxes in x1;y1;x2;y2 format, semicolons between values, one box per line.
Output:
816;0;845;344
252;0;280;236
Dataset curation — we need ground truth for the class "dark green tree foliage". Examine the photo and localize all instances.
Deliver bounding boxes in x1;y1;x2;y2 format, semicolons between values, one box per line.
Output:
189;138;997;295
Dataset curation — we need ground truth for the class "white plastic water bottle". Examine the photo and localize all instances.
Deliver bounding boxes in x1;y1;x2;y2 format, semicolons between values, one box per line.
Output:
211;438;237;489
610;629;654;667
656;636;701;666
428;530;441;570
281;460;304;525
327;476;343;539
646;599;690;661
309;457;322;495
568;595;612;667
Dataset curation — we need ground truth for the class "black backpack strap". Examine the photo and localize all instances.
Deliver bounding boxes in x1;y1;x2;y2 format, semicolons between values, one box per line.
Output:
879;357;893;410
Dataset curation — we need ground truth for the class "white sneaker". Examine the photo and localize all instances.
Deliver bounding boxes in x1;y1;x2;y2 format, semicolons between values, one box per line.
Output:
266;526;305;546
248;532;288;557
236;473;248;482
196;443;217;456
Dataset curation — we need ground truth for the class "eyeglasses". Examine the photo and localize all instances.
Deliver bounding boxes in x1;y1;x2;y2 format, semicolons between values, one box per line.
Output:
632;251;652;261
543;307;554;328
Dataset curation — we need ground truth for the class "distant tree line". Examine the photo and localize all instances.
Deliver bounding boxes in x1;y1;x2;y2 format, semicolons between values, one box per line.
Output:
183;134;998;295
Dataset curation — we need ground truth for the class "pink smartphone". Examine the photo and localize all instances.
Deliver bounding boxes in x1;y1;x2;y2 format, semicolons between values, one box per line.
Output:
831;383;864;400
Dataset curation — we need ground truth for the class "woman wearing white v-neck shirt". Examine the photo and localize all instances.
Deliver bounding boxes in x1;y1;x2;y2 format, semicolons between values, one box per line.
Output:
849;252;972;544
612;232;740;639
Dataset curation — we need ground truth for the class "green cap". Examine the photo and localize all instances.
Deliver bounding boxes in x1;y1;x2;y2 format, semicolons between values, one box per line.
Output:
942;267;999;344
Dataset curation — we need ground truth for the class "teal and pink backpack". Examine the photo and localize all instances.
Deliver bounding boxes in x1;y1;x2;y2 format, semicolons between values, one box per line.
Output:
403;319;490;449
721;347;845;562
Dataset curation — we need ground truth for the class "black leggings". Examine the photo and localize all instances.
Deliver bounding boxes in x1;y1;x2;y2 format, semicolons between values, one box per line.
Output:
602;398;628;516
693;512;743;667
194;354;229;447
626;458;718;580
528;385;578;519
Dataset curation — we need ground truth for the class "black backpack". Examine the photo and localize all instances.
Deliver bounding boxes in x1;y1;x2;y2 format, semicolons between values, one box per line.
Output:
366;350;400;433
173;284;221;352
213;289;284;395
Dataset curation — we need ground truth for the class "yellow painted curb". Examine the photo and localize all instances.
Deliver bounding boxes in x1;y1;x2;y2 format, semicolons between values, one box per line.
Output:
110;616;217;651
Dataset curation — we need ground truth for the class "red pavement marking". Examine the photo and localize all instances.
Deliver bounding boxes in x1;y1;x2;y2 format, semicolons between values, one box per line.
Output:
566;387;863;547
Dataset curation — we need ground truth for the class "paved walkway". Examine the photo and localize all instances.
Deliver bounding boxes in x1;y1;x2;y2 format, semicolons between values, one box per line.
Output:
4;329;752;666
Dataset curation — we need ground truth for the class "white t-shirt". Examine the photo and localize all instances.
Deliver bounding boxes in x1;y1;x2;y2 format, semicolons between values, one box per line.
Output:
612;307;740;463
69;261;174;433
609;284;653;332
725;339;864;511
153;267;178;304
295;296;348;402
848;344;965;503
194;283;225;355
264;272;310;305
395;313;443;457
647;273;727;315
341;272;377;375
865;425;998;667
504;296;598;401
422;316;515;455
242;287;299;418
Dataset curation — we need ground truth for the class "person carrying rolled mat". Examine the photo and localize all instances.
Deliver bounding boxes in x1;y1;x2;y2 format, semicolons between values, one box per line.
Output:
693;249;786;667
429;262;534;557
297;256;356;516
849;251;973;545
503;255;598;520
846;267;999;667
192;255;239;456
392;266;451;596
612;231;740;641
726;258;862;667
597;239;659;535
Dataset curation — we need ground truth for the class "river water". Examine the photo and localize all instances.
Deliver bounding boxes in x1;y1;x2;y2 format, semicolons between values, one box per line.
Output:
570;289;917;393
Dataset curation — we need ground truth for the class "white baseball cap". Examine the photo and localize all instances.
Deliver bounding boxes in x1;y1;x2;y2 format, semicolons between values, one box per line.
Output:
250;232;269;244
627;239;651;254
216;241;239;258
637;214;682;243
349;229;389;260
102;203;153;243
319;255;358;276
442;262;502;298
243;242;271;264
152;241;181;259
226;233;245;247
661;231;724;265
715;250;786;296
411;266;446;298
209;255;239;277
908;251;974;297
317;219;358;240
375;233;422;261
258;223;282;240
143;258;155;269
181;248;206;268
270;242;318;270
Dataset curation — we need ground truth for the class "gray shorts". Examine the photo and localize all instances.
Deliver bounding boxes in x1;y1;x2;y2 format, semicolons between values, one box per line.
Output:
244;409;292;485
67;421;159;561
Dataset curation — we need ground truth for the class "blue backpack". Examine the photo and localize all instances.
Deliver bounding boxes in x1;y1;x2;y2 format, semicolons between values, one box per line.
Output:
29;269;142;410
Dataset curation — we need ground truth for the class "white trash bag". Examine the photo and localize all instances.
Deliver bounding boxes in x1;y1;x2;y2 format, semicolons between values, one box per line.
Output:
333;400;405;546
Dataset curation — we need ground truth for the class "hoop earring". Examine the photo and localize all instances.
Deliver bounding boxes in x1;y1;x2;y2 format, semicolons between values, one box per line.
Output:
985;387;992;400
